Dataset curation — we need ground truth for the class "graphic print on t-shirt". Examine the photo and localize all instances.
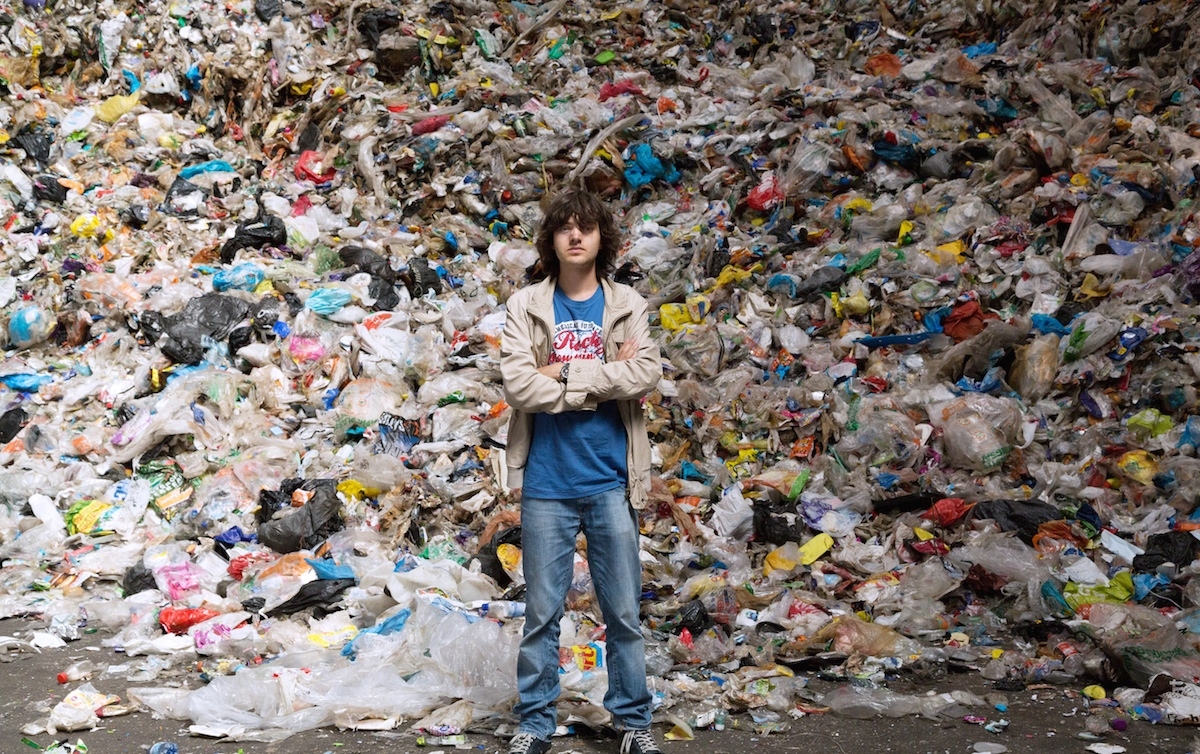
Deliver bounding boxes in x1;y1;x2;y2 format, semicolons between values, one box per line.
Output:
549;319;604;364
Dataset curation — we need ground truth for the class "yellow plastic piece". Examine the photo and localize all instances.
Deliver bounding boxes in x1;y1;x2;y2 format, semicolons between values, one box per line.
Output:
840;291;870;316
659;303;692;332
70;215;102;237
94;93;140;123
763;542;799;576
337;479;367;502
798;533;834;565
1117;449;1157;485
307;624;358;648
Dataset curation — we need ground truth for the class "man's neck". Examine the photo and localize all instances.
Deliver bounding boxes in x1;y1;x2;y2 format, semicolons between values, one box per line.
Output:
557;266;600;301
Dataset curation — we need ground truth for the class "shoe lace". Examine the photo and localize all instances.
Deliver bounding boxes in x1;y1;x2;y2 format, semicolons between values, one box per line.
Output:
510;733;538;754
623;729;661;754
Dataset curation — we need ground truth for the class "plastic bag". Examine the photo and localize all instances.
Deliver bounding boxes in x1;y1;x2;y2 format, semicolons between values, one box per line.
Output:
159;606;221;635
305;287;354;315
824;685;981;720
220;215;287;264
47;683;120;733
1008;334;1059;402
1061;312;1122;363
213;263;265;292
334;378;401;435
257;479;344;554
710;485;754;540
8;306;55;348
928;400;1011;472
129;666;334;741
144;293;252;365
946;532;1050;584
810;616;922;658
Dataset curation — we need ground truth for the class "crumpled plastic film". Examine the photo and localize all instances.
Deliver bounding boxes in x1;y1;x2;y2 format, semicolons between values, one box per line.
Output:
1;0;1200;742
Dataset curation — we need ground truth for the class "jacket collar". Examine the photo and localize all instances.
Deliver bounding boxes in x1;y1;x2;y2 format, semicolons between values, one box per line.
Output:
527;276;629;323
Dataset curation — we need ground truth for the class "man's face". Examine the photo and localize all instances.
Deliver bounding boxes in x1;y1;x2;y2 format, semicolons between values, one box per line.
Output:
552;215;601;273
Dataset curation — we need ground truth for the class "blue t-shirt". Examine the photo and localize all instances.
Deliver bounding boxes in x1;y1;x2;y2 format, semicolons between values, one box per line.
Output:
523;285;628;499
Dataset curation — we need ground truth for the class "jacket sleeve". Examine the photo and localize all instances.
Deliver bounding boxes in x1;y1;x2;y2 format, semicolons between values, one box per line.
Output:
501;293;595;414
567;292;662;402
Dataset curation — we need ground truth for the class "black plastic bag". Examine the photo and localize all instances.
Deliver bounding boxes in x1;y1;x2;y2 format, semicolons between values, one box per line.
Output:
124;205;151;228
339;246;396;283
1011;619;1071;643
872;492;940;515
122;561;158;596
161;176;209;216
0;407;27;444
257;479;344;553
296;122;322;153
370;277;399;311
259;478;330;523
14;127;51;166
220;214;286;264
473;525;522;588
32;174;67;204
401;257;442;298
157;293;252;365
252;296;282;331
794;266;847;299
969;499;1063;544
1133;531;1198;573
340;245;400;310
675;599;714;635
357;9;401;49
228;326;253;354
254;0;281;22
266;578;356;617
753;501;802;546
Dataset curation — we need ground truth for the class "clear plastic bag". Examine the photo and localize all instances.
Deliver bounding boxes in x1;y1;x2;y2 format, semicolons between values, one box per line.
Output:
129;666;334;741
824;685;982;720
927;395;1022;472
946;531;1050;584
1008;334;1059;402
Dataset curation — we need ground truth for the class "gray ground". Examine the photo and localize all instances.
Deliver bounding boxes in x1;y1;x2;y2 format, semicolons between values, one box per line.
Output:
2;617;1198;754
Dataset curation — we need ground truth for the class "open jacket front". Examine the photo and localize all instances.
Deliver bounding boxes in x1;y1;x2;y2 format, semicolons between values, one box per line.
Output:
500;277;662;508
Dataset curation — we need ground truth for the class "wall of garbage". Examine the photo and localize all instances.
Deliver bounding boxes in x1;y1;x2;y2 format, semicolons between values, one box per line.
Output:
1;0;1200;744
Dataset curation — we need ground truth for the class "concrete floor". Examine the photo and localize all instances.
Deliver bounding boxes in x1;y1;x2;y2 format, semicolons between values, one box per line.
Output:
2;617;1198;754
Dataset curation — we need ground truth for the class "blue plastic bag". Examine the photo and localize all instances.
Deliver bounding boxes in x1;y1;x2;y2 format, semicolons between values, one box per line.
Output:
305;287;353;314
212;262;265;292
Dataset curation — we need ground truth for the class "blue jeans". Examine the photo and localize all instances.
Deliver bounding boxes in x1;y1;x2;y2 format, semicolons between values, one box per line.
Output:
516;485;651;739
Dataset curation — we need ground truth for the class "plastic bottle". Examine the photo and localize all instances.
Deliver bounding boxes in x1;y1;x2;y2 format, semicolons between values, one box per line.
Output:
56;660;96;684
481;600;526;619
148;743;179;754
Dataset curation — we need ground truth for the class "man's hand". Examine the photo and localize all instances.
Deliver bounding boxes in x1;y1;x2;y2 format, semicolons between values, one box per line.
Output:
537;364;562;380
614;339;638;361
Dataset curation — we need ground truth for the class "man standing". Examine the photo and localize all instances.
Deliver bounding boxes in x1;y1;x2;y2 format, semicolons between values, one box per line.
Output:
500;189;664;754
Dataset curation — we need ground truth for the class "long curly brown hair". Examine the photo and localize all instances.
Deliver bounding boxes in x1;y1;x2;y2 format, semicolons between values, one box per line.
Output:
533;189;621;281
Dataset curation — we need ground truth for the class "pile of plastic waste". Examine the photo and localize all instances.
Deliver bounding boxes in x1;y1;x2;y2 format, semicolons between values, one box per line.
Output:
1;0;1200;743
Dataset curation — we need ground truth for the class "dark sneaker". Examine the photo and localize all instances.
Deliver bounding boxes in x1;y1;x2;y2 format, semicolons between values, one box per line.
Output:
620;729;663;754
507;732;552;754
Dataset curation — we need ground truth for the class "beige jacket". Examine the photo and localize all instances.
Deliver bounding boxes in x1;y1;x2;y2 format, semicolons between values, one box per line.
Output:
500;277;662;508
